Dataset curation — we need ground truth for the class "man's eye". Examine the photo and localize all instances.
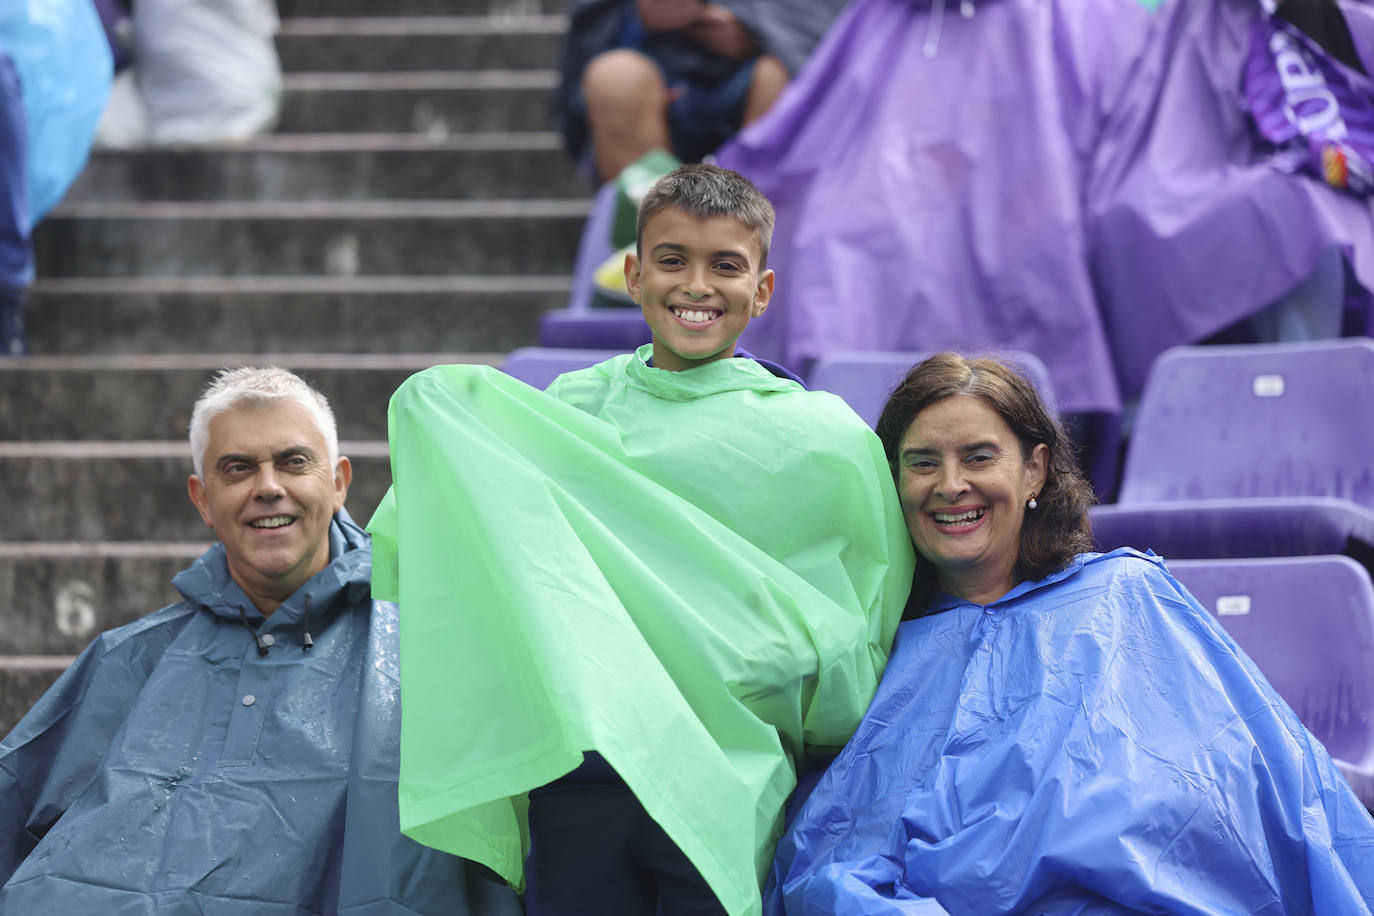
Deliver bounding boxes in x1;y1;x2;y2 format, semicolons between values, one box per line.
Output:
714;261;742;273
282;456;310;470
658;256;684;268
223;464;252;476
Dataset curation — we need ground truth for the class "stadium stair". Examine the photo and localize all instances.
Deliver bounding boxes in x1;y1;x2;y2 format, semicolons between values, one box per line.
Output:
0;0;586;732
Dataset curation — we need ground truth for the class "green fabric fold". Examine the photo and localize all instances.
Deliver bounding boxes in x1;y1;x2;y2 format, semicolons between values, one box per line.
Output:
369;350;914;916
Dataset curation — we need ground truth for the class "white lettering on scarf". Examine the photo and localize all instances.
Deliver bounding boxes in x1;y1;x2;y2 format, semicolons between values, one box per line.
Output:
1271;30;1348;139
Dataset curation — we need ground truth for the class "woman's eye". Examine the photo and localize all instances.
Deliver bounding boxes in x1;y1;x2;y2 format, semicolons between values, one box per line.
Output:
965;453;993;466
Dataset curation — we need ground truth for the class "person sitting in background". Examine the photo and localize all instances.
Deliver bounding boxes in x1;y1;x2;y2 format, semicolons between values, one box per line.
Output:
766;353;1374;914
557;0;849;182
0;367;520;915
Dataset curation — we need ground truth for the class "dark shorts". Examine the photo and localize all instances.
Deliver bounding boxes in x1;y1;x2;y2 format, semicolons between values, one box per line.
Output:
664;56;756;163
572;49;757;165
524;775;727;916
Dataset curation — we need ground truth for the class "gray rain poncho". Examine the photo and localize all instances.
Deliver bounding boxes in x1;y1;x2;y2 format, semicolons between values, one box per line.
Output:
0;509;521;915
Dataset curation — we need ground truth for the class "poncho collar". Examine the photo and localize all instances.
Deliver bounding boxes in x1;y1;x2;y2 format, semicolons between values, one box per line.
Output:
622;343;803;401
172;508;373;638
926;548;1160;614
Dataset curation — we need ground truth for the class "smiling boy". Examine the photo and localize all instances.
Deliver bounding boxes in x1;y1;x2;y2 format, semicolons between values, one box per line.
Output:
627;180;774;372
369;165;914;916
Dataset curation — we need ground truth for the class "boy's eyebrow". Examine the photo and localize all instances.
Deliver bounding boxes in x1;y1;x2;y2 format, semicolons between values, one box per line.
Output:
648;242;753;264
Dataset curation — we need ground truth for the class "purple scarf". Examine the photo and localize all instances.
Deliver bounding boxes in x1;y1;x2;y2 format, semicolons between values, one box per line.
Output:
1246;9;1374;195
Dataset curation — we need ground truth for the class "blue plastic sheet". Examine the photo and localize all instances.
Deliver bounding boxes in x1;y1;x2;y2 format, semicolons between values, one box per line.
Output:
768;550;1374;915
0;0;111;220
0;511;520;915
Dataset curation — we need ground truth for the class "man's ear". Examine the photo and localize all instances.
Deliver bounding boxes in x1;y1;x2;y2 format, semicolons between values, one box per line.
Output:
332;457;352;512
753;268;775;317
624;251;642;303
187;475;214;528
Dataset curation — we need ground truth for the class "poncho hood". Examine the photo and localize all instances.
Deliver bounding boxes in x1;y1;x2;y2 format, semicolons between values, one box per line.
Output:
173;506;372;633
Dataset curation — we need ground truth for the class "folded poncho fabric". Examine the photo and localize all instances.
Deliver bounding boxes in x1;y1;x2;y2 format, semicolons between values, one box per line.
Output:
367;350;915;916
766;550;1374;915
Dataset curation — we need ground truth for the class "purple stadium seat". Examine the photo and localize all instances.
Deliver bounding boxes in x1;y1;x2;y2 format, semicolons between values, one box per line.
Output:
538;310;651;350
1092;339;1374;559
807;349;1058;429
501;346;626;390
1117;339;1374;504
1169;555;1374;806
566;182;618;313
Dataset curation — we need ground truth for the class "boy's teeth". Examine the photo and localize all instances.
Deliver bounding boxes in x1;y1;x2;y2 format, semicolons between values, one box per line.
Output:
672;307;716;323
251;515;293;529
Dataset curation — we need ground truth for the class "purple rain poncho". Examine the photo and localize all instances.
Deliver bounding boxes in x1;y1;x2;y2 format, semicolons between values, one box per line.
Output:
717;0;1374;415
765;550;1374;915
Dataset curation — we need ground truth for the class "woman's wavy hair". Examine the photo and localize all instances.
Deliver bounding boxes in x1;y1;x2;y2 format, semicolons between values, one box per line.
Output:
875;353;1095;610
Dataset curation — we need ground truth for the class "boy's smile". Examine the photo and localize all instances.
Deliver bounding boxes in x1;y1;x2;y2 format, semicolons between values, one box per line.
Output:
626;205;774;372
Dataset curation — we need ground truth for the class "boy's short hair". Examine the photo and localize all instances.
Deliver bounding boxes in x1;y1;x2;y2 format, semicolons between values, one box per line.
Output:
636;164;776;268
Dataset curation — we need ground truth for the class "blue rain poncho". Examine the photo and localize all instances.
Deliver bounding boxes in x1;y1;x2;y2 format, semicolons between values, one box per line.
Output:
367;351;915;916
0;510;520;915
767;549;1374;915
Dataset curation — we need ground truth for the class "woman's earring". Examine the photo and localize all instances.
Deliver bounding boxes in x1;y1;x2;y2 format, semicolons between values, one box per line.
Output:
1027;495;1038;510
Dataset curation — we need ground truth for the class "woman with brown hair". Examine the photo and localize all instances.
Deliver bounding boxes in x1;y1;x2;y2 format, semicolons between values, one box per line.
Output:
765;353;1374;915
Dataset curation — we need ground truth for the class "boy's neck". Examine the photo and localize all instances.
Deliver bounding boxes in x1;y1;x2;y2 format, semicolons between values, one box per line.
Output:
648;341;739;372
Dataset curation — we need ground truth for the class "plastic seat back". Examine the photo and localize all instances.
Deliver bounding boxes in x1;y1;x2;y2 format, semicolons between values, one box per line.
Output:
538;310;651;350
808;349;1057;429
501;347;625;390
1170;555;1374;773
1119;339;1374;505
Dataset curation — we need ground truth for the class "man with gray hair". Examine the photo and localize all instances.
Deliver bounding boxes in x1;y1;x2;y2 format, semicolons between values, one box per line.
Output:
0;367;520;915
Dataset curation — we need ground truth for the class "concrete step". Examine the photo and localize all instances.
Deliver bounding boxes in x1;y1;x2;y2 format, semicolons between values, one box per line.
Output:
275;16;566;73
33;199;589;278
0;659;69;737
26;276;568;355
0;353;499;441
278;71;559;134
0;442;393;542
0;543;199;656
66;135;584;203
278;0;564;17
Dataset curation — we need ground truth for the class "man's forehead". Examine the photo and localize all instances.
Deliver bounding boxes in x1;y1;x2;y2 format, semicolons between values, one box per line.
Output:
205;402;328;458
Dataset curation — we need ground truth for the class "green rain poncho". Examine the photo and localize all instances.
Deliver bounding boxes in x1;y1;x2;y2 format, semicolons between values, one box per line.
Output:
368;347;915;916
